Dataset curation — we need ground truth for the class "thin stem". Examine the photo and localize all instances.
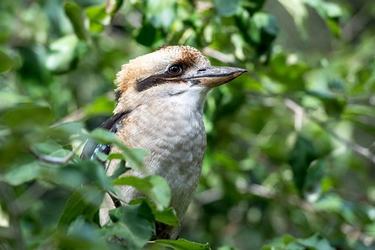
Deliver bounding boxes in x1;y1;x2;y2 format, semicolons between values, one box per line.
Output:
284;98;375;164
29;142;84;165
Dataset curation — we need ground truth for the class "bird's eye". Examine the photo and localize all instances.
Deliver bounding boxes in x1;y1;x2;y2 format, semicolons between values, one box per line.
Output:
167;64;183;75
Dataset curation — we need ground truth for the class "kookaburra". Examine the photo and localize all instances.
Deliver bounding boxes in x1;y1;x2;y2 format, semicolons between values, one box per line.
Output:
82;45;246;238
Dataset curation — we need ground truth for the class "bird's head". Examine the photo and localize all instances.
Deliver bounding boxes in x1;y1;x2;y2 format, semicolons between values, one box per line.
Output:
114;46;246;112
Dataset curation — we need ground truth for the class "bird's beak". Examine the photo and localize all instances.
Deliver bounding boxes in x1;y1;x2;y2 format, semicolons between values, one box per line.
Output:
187;66;247;88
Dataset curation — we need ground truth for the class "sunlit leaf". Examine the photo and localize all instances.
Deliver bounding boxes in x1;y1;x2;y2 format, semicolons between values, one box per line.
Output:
104;201;154;250
113;175;171;210
296;234;334;250
46;35;82;73
2;162;42;185
86;4;110;33
151;206;179;226
84;96;115;117
145;0;176;29
64;0;88;40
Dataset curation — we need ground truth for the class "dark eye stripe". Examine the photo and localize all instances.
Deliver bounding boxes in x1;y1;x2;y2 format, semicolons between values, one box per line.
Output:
136;63;187;92
136;75;168;92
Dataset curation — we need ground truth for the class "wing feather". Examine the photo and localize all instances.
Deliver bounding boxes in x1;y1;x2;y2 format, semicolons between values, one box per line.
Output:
80;111;131;161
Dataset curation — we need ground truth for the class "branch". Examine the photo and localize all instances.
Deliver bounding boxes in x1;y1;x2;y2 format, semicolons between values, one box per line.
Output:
284;98;375;164
54;109;85;125
203;47;235;64
29;142;84;165
284;99;304;131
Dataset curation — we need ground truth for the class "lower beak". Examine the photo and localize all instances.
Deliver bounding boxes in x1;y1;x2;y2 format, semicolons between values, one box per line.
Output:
187;66;247;88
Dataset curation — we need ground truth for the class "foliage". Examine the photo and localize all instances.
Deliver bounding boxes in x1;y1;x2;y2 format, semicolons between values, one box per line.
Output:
0;0;374;249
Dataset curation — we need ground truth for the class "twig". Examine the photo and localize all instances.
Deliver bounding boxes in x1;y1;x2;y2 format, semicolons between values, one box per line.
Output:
29;142;84;165
285;98;375;164
311;115;375;164
30;149;76;165
54;109;85;125
246;184;276;199
194;188;222;205
343;3;372;42
203;47;236;64
342;224;374;247
284;98;304;131
54;91;114;126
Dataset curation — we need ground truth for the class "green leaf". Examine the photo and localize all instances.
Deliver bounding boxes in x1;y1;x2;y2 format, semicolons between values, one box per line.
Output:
304;0;343;37
0;103;54;130
288;134;318;195
251;13;279;42
214;0;241;17
122;148;148;172
135;22;160;47
152;207;179;226
365;223;375;237
46;35;83;73
89;128;121;145
89;129;147;171
113;175;171;210
86;4;110;33
247;12;279;55
105;0;123;15
104;201;154;250
314;194;357;225
58;187;103;227
2;162;42;186
0;92;29;111
296;234;334;250
149;238;211;250
141;198;179;226
64;0;88;41
0;50;14;73
307;90;346;117
145;0;176;29
131;198;179;226
267;52;310;91
59;217;107;250
84;96;115;117
313;194;343;213
242;0;266;14
278;0;307;34
262;234;334;250
304;160;325;195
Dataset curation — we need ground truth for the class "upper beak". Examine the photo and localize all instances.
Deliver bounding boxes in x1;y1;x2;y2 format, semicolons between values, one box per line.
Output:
187;66;247;88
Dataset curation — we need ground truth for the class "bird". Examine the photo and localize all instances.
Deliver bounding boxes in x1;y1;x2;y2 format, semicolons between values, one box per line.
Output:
81;45;246;239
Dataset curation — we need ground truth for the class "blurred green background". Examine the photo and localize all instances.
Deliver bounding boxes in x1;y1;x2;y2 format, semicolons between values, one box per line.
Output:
0;0;374;249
